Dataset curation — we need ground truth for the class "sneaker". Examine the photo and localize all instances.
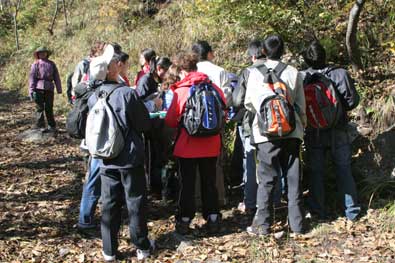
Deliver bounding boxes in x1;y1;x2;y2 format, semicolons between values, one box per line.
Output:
175;220;192;235
136;239;155;261
246;225;270;236
102;250;116;262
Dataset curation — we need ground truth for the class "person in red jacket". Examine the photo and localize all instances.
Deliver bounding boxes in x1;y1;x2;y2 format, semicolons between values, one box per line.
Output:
164;51;226;235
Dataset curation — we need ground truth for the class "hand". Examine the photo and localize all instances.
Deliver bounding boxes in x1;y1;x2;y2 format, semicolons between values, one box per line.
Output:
153;97;163;110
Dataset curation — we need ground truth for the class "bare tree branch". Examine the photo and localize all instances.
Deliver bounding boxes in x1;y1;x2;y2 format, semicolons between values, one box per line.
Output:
61;0;68;29
12;0;22;50
48;0;59;35
346;0;366;72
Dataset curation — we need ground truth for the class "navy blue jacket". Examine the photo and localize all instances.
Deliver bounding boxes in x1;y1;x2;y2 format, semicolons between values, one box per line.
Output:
88;81;151;169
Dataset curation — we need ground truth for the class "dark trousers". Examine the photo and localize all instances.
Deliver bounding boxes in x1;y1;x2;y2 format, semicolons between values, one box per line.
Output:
100;166;150;256
253;139;304;233
34;90;55;128
178;157;219;220
305;128;360;220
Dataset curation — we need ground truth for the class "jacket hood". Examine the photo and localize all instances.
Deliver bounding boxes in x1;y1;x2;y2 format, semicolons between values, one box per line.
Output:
170;71;210;91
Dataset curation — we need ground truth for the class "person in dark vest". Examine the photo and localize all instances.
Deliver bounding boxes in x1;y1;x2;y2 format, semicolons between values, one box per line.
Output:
28;47;62;132
302;41;361;221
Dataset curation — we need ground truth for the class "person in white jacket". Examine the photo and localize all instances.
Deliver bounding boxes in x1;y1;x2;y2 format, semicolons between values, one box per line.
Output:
244;35;307;235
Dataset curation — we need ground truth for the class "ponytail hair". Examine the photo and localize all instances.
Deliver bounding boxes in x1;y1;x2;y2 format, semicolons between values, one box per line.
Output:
149;56;172;76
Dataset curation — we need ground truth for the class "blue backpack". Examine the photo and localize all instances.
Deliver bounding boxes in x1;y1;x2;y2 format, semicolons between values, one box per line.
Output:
182;81;225;136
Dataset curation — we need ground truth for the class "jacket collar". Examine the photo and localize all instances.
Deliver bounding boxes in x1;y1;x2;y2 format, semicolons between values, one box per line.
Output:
170;71;209;91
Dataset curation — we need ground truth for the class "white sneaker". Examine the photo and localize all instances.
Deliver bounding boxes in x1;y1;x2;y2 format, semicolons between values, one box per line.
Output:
136;239;155;261
102;250;116;262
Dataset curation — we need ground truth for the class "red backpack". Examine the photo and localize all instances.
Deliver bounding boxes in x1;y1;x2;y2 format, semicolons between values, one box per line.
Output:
303;71;343;129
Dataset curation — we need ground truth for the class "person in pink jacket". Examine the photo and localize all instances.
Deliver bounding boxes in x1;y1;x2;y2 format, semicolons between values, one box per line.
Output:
164;51;226;235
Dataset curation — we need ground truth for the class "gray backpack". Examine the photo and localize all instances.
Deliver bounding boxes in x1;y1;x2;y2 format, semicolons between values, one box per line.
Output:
85;85;125;159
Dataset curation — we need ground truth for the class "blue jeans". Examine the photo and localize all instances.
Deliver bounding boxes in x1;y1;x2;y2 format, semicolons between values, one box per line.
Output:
78;157;101;228
238;126;258;209
305;128;360;220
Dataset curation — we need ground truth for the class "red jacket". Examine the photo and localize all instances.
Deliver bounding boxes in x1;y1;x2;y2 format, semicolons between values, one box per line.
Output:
165;71;226;158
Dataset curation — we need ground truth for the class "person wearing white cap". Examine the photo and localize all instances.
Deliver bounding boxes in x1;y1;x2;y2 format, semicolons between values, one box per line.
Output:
86;44;155;261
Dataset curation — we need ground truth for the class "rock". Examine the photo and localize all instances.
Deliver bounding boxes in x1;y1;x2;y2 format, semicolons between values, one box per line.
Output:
274;231;285;239
17;129;56;143
59;248;69;257
176;240;193;253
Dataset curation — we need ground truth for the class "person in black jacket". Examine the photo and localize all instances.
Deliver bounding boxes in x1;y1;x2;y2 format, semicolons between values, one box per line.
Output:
136;56;171;101
232;40;263;215
302;41;361;221
87;44;154;261
136;56;172;197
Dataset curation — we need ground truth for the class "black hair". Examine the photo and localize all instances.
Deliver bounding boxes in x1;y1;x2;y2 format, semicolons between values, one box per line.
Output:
248;39;264;59
262;35;284;60
141;48;156;63
111;42;122;54
157;57;172;70
119;52;129;63
303;41;327;69
149;56;171;76
191;40;213;61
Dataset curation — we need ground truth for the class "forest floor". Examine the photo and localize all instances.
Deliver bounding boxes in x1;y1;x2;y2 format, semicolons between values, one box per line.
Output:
0;88;395;263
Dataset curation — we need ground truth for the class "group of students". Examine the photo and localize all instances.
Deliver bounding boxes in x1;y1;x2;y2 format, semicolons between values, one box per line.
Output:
28;35;360;261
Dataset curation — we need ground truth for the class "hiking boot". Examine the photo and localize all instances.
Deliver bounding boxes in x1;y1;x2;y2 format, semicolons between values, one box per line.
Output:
102;250;116;262
246;225;270;236
136;239;155;261
175;220;192;235
205;219;220;234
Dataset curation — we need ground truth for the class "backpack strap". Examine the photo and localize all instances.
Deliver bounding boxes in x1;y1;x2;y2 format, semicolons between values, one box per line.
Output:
273;62;287;76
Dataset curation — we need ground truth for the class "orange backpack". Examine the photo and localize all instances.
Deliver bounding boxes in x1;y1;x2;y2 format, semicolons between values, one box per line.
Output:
256;63;296;137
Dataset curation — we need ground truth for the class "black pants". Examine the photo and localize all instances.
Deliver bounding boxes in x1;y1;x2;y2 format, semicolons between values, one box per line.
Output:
100;166;150;256
178;157;219;220
253;139;304;233
34;90;55;128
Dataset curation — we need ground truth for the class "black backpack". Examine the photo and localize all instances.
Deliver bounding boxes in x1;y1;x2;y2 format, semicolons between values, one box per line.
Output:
182;81;225;136
66;81;100;139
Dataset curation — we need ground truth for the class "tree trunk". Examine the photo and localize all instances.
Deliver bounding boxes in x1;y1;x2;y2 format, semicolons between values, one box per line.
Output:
12;0;22;50
346;0;366;72
48;0;59;35
61;0;68;29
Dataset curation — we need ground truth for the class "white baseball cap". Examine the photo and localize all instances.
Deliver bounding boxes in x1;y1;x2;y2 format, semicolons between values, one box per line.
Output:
89;44;115;81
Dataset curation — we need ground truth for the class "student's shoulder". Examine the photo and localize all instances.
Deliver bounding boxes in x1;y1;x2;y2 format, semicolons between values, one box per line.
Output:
282;63;299;75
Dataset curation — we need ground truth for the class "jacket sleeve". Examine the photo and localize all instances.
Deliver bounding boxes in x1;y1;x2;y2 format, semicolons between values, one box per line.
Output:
28;63;38;94
71;62;83;88
53;63;62;94
294;72;307;127
330;69;360;111
164;91;180;128
219;70;233;108
128;91;151;133
136;75;150;99
233;69;249;109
